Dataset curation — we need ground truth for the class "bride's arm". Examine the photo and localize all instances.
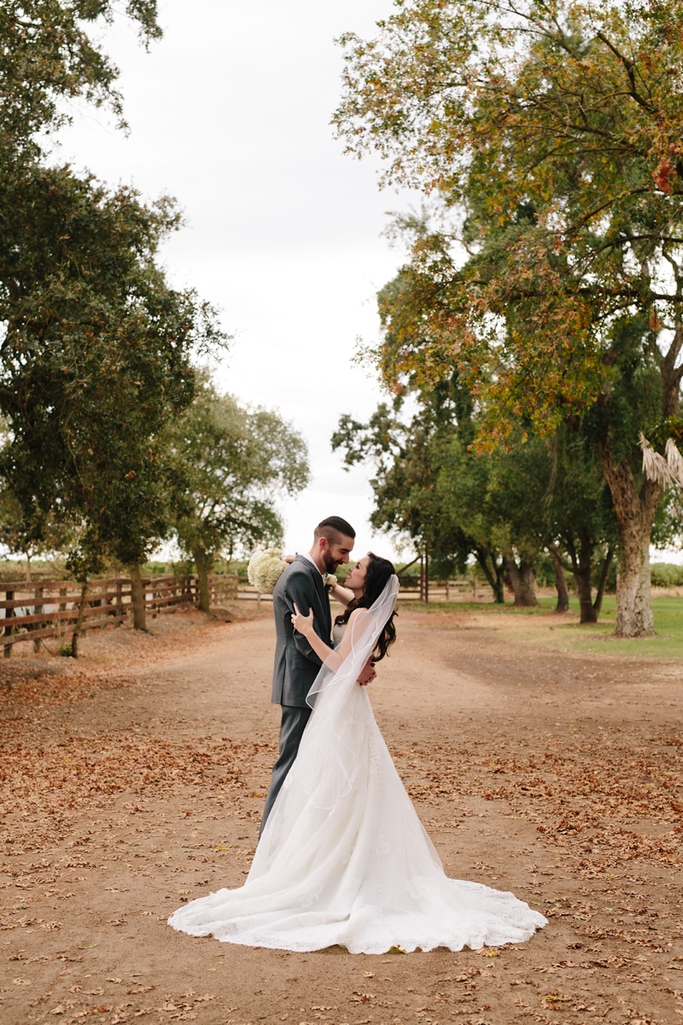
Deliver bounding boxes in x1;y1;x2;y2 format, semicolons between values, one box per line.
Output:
327;579;354;606
291;603;368;672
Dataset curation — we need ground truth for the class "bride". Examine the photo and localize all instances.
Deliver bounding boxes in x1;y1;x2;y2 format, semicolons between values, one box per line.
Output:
168;554;546;954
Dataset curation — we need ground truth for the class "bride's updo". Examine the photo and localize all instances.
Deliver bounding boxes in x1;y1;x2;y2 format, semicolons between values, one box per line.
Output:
335;552;397;661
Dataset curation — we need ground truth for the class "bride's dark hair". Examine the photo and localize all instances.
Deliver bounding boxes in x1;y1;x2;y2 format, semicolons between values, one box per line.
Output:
334;552;397;661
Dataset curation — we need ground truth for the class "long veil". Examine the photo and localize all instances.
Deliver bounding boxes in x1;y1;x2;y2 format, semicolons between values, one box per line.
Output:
307;573;400;707
257;574;400;841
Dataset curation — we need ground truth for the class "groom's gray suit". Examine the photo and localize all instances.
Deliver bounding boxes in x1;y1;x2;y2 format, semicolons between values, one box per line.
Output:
260;554;332;831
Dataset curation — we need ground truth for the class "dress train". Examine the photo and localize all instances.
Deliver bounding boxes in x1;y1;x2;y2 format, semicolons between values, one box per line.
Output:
168;658;546;954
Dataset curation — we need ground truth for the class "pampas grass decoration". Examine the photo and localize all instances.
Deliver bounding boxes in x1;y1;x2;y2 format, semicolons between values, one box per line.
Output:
639;432;683;486
639;432;674;485
665;437;683;486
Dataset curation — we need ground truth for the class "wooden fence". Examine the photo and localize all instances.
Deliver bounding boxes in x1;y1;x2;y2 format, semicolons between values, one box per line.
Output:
0;573;238;656
397;578;483;602
236;576;484;604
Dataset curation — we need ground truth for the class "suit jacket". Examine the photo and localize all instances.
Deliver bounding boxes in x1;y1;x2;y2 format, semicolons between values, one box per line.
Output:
271;554;332;708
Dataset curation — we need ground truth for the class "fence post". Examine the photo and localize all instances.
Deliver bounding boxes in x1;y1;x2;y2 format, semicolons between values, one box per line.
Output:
420;547;429;603
33;586;43;653
3;588;14;658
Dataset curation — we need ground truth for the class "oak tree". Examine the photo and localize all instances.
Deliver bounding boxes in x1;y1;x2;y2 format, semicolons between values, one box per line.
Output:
335;0;683;635
168;379;310;612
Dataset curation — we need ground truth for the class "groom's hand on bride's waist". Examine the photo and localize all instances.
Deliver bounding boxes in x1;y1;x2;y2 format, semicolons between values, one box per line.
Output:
357;659;376;687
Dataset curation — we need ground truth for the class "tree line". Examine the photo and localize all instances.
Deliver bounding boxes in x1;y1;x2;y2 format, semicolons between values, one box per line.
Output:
333;0;683;637
0;2;308;645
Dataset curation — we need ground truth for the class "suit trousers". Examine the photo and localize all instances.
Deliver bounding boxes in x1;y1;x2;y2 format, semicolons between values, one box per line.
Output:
260;703;312;836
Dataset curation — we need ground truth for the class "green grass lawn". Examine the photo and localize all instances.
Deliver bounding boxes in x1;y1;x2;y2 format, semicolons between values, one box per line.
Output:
399;595;683;659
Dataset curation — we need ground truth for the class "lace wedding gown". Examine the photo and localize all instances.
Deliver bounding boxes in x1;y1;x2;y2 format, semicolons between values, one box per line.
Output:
168;580;546;954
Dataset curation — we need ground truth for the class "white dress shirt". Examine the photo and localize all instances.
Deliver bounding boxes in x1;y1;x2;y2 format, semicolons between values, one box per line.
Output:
300;552;324;578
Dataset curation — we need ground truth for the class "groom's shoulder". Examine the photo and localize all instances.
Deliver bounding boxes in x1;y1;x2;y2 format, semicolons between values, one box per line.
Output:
286;558;314;584
274;557;313;594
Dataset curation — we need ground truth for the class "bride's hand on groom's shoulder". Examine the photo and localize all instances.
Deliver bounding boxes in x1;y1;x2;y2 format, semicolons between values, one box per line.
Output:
291;602;314;636
357;659;377;687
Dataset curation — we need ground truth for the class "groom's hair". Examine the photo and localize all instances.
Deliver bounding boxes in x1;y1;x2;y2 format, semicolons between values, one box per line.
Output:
314;516;356;543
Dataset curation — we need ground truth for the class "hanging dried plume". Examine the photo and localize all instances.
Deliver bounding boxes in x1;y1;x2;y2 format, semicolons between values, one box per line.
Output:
639;433;683;486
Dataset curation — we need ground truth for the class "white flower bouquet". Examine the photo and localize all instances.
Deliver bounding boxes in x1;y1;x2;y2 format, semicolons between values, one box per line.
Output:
248;547;286;594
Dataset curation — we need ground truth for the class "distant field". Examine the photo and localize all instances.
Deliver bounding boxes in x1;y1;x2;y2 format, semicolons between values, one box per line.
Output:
400;594;683;659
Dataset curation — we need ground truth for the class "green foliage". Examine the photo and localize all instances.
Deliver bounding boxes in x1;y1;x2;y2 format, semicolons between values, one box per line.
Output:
335;0;683;442
335;0;683;633
0;162;226;579
0;1;232;586
333;367;624;613
333;376;481;575
168;377;310;564
0;0;161;153
650;562;683;587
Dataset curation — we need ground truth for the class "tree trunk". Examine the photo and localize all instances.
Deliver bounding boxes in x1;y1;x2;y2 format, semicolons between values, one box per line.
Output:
69;582;88;657
505;556;538;607
564;530;599;624
547;543;569;613
593;546;614;614
493;559;505;604
575;532;598;624
128;563;147;631
573;564;597;623
598;443;662;637
194;549;211;613
475;547;505;603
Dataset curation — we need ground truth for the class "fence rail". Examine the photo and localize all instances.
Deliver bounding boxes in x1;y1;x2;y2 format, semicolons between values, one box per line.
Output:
397;578;483;602
236;577;484;603
0;573;238;656
0;571;489;656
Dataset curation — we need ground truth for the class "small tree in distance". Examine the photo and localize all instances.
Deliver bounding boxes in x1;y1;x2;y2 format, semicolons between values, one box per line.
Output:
168;378;310;612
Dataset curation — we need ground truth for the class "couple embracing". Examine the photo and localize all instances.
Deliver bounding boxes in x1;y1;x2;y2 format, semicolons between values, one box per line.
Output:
169;516;546;954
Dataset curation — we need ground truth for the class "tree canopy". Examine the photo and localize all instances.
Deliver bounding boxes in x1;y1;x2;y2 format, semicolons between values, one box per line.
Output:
0;0;161;153
0;0;233;640
334;0;683;635
168;379;310;611
0;159;226;584
333;372;621;616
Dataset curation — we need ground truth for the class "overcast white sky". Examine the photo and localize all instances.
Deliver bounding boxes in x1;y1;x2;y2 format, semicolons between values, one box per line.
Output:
53;0;417;561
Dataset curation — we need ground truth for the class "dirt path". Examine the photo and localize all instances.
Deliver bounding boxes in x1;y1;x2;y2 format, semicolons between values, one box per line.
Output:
1;606;682;1025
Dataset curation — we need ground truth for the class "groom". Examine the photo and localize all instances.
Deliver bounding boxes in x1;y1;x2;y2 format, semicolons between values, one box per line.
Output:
261;515;374;832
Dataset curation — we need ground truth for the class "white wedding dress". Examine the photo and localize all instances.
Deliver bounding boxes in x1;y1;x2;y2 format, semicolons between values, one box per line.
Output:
168;578;546;954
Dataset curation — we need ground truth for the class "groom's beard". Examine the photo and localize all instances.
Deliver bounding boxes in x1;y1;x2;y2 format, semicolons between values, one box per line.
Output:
322;550;342;573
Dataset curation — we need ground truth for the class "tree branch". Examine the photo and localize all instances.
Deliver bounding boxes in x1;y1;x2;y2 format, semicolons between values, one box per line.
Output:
595;31;655;113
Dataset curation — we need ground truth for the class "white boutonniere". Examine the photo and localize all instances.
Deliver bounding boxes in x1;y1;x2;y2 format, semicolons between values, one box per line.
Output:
324;573;338;591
